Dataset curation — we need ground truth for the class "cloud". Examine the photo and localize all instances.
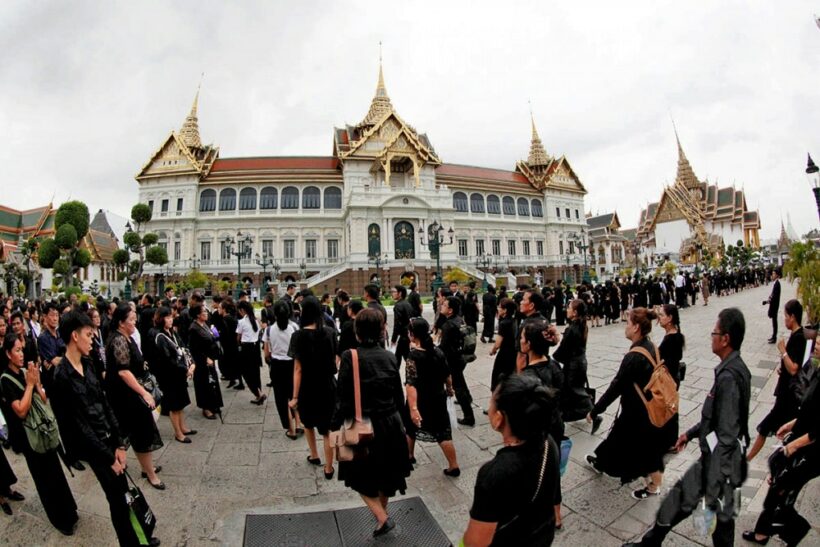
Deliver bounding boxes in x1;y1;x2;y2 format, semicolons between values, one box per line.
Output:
1;0;818;238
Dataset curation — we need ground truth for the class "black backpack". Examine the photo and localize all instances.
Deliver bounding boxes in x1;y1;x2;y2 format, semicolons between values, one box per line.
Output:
458;323;477;362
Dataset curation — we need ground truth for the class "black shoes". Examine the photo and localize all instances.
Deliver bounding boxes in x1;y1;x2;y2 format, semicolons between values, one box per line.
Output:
631;487;661;500
251;394;268;405
306;456;322;466
741;531;769;545
226;380;236;388
767;338;776;344
71;460;86;471
141;466;162;479
443;467;461;477
233;383;246;390
324;468;335;480
591;415;604;435
0;502;11;516
585;454;603;474
457;417;475;427
5;490;24;502
373;517;395;537
148;537;161;546
175;436;192;444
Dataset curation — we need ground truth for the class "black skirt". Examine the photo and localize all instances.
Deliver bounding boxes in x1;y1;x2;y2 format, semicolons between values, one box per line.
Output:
0;447;17;491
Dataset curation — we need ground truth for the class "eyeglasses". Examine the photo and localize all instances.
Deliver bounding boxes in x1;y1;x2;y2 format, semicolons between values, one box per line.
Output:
710;331;723;337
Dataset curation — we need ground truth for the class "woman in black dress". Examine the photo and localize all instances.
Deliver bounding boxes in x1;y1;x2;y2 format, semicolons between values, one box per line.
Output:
1;334;78;533
404;317;459;474
219;300;242;390
657;303;684;430
585;307;668;499
480;285;497;344
332;308;412;538
86;307;107;382
151;307;194;443
489;298;517;392
553;299;593;424
105;304;165;490
747;299;807;462
288;296;338;478
462;374;560;546
188;304;223;420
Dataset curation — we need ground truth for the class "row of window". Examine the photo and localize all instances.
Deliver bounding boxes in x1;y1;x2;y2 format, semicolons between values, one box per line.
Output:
195;239;340;261
452;192;581;220
456;239;546;257
147;198;184;214
198;187;342;212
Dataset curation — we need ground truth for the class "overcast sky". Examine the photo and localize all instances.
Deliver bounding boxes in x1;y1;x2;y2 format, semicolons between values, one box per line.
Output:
2;1;819;240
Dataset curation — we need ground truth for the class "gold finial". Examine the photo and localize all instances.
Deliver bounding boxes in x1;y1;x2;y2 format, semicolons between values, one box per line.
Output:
527;106;550;167
359;47;393;127
671;121;699;191
179;76;203;150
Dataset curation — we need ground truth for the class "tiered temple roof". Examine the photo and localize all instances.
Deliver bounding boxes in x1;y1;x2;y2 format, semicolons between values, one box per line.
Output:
0;204;55;261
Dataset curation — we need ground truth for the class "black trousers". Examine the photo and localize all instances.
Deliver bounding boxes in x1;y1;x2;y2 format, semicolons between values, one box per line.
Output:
90;460;142;546
240;342;263;397
770;315;778;340
638;460;736;547
448;358;473;420
269;358;295;430
23;448;78;532
394;336;410;369
481;312;495;339
753;450;818;545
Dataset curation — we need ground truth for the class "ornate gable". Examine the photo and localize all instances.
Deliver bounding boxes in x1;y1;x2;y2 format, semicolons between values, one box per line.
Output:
544;157;587;194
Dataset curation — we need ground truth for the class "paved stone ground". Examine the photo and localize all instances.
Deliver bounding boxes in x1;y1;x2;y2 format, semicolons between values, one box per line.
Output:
1;281;818;546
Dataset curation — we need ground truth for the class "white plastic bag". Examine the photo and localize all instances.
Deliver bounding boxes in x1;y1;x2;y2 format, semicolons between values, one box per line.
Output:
446;396;458;431
0;407;7;441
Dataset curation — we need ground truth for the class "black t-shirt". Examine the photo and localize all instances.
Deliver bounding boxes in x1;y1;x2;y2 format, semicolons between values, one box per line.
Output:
470;437;560;546
0;368;30;452
774;327;806;400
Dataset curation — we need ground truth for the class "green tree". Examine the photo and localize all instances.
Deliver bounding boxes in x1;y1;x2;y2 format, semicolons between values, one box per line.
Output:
185;269;209;289
18;237;39;298
37;200;90;290
783;241;820;324
114;203;167;287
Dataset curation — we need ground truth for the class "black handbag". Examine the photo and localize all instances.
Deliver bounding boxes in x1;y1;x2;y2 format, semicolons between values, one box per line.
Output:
584;379;596;404
137;370;163;407
678;361;687;383
125;470;156;542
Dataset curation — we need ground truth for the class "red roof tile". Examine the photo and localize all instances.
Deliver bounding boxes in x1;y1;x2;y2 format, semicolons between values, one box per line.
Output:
436;164;530;185
210;157;341;172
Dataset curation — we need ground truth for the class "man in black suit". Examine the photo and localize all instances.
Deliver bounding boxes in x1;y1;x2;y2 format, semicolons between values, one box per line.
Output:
766;268;781;343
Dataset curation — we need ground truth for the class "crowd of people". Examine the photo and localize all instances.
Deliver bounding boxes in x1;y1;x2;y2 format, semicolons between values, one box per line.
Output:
0;262;815;546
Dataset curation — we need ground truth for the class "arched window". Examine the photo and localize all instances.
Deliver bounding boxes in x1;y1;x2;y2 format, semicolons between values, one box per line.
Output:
260;187;277;209
517;198;530;216
239;188;257;210
368;223;381;257
487;195;501;215
502;196;515;215
531;199;543;217
199;189;216;212
303;186;320;209
218;188;236;211
324;187;342;209
453;192;468;212
281;186;299;209
470;193;485;213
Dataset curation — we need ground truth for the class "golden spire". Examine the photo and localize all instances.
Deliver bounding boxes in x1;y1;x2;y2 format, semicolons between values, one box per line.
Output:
179;79;203;150
359;46;393;128
672;122;698;190
527;110;550;167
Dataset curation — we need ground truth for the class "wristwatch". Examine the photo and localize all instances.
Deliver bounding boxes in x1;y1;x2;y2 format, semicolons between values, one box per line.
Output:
782;352;788;361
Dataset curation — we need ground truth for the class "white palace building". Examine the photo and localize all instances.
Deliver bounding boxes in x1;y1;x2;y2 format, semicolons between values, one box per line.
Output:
137;64;591;293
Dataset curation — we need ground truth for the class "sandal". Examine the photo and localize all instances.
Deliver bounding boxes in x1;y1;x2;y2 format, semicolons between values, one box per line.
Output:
285;431;298;440
306;456;321;466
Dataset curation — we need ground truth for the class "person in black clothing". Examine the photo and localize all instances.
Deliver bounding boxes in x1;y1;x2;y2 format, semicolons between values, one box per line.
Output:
489;298;518;392
553;281;566;326
449;281;464;303
331;308;411;538
747;299;807;462
219;299;242;389
626;308;751;547
407;282;423;318
137;294;156;343
189;304;223;419
364;284;387;347
150;307;194;443
515;289;546;371
337;300;363;357
439;296;474;426
1;333;79;535
586;308;668;498
553;299;594;424
8;312;38;369
766;268;782;343
462;374;560;546
335;290;351;330
463;281;479;333
390;285;412;368
743;334;819;546
519;319;565;529
51;311;161;546
656;304;684;453
481;285;497;344
86;307;107;382
542;281;555;322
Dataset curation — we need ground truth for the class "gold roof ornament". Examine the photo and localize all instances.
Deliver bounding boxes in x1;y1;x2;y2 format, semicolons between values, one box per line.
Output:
179;86;202;150
359;59;393;128
527;114;551;167
673;123;699;191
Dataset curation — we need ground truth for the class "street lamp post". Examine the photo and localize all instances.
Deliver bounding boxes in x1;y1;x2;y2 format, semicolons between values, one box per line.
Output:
419;220;454;293
805;153;820;222
224;231;253;299
299;261;307;282
574;230;590;284
255;253;274;294
368;253;388;287
190;255;201;270
475;253;492;290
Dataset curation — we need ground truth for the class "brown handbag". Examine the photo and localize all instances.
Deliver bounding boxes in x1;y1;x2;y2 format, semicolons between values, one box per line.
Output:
333;349;374;461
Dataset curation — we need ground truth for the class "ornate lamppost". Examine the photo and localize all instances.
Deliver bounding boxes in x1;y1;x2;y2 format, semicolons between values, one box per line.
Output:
190;255;201;270
475;253;492;290
299;261;308;281
419;220;454;293
368;253;388;287
224;231;253;299
574;229;591;284
123;221;133;300
255;252;274;294
805;153;820;222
